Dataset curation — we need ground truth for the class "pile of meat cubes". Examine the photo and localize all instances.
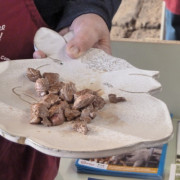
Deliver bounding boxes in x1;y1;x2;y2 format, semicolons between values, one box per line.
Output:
26;68;106;135
26;68;126;135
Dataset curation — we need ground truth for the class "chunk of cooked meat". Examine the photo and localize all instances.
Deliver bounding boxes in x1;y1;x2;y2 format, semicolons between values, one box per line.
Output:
108;94;126;103
60;82;76;102
58;101;70;111
26;68;42;82
42;117;52;126
27;68;107;133
49;104;63;117
81;116;92;123
43;72;60;87
80;108;92;123
73;93;95;109
73;120;88;135
48;86;60;95
85;104;96;119
64;108;81;121
31;103;52;126
50;109;65;126
41;94;60;108
31;103;48;118
35;78;49;97
74;89;97;100
30;117;41;124
93;96;106;110
48;82;65;95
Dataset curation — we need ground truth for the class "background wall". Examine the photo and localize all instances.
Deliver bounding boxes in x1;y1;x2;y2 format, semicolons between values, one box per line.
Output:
111;0;162;41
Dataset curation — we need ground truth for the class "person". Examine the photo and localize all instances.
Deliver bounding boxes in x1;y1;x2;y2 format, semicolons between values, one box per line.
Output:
0;0;121;179
164;0;180;40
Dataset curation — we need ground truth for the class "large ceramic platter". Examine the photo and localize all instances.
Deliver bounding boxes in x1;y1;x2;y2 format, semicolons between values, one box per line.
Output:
0;28;173;158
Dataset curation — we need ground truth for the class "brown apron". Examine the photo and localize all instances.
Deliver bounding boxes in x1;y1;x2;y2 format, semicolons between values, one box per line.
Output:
0;0;60;179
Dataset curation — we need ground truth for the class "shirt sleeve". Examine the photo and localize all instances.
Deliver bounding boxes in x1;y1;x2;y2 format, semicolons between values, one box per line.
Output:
56;0;122;31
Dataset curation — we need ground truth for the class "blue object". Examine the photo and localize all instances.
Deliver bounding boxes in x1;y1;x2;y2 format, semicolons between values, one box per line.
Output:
165;8;180;40
76;144;168;180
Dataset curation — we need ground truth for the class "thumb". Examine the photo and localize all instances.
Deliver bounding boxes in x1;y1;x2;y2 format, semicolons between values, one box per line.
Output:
66;32;96;59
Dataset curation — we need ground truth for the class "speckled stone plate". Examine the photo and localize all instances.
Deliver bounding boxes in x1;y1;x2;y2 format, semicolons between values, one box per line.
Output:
0;28;173;158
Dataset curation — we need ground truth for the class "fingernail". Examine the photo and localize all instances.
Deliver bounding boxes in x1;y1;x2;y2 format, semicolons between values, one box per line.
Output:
69;46;80;57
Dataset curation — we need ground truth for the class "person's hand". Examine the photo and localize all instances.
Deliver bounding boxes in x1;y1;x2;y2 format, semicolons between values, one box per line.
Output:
61;13;111;58
33;13;111;59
